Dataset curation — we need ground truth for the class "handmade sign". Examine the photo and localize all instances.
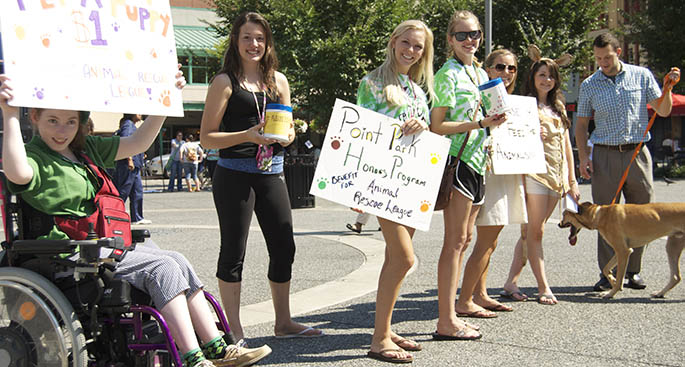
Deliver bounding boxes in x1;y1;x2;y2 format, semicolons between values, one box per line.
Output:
0;0;183;116
489;95;546;174
311;99;451;231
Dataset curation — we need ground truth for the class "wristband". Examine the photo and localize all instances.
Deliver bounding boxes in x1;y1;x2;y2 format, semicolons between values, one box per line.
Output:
477;120;484;129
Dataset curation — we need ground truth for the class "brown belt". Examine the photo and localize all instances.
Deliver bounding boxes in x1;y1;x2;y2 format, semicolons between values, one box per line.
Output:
594;143;641;152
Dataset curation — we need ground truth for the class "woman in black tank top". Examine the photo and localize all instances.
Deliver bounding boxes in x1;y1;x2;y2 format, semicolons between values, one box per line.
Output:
218;76;284;159
198;12;323;343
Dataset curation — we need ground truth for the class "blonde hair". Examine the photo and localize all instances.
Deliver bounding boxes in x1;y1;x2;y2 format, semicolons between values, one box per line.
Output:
446;10;482;66
368;20;435;106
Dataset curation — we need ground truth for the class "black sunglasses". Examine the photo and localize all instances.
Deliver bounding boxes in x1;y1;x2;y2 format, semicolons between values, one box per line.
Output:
451;30;482;42
494;64;517;73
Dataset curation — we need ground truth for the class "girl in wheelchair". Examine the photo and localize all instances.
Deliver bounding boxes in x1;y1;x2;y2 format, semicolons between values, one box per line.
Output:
0;72;271;367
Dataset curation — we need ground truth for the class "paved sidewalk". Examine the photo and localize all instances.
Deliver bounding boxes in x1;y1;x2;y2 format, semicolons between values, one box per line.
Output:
66;178;685;365
136;176;685;367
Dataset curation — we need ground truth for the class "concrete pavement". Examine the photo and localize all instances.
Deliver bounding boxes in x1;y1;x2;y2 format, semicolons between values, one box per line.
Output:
135;176;685;367
7;175;683;366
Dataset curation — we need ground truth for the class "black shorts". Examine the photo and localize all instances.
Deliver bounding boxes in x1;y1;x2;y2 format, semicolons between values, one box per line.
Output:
451;158;485;205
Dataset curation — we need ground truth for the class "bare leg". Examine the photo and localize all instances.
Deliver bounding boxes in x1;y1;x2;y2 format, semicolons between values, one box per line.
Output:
369;218;415;360
469;225;509;310
525;193;559;304
187;289;222;344
218;280;244;341
502;228;527;295
271;281;322;336
436;190;481;337
159;293;202;355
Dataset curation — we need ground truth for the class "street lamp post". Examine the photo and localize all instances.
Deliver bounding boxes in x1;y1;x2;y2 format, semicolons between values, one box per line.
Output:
485;0;492;56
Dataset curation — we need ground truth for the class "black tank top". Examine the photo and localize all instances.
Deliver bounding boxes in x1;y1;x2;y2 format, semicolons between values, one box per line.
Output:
219;75;284;159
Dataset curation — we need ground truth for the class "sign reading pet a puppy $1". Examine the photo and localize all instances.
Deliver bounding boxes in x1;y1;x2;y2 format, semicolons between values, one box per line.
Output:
311;99;451;231
0;0;183;116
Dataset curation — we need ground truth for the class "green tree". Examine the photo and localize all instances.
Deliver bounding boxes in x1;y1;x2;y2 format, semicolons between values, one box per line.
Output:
489;0;608;93
210;0;604;134
621;0;685;94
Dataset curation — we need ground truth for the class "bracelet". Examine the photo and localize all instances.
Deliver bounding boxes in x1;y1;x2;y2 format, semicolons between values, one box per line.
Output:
477;120;484;129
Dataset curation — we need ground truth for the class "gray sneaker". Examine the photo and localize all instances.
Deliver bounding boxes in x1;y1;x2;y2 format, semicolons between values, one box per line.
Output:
210;340;272;367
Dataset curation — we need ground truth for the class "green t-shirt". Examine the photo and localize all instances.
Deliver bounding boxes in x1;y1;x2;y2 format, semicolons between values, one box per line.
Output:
433;58;488;174
9;135;120;240
357;73;430;125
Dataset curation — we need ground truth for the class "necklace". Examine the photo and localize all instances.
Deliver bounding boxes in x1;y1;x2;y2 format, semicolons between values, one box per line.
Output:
249;83;266;124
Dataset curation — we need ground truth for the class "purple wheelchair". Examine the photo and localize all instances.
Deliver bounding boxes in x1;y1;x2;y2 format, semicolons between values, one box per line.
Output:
0;173;232;366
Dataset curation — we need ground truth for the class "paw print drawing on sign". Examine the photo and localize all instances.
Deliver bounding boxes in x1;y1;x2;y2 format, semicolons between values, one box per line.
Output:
40;34;51;48
330;136;343;150
112;22;120;32
14;26;26;40
317;178;329;190
420;200;431;212
430;153;441;165
33;88;45;100
159;90;171;107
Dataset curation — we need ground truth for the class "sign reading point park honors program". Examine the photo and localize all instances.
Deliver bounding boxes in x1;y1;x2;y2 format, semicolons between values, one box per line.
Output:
0;0;183;116
310;99;451;231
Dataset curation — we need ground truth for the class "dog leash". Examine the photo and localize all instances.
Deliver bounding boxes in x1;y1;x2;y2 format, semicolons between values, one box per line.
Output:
610;68;680;205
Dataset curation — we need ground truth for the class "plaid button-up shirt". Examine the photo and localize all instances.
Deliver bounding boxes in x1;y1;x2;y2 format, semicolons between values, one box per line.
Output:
577;62;662;145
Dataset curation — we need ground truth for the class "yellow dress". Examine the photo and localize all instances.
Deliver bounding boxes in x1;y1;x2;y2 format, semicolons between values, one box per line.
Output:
527;104;569;196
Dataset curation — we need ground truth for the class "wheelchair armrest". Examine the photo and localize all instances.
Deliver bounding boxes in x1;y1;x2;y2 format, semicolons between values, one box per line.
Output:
131;229;150;244
10;237;123;259
10;239;80;255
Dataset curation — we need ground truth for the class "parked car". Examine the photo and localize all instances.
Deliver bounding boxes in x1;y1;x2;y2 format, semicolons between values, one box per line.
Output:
146;154;170;177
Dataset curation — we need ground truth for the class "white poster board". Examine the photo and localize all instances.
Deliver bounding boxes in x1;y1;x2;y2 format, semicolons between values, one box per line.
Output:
490;95;546;174
310;99;451;231
0;0;183;116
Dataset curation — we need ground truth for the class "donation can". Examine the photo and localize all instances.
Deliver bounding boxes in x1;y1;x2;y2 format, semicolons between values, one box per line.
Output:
478;78;510;117
263;103;293;143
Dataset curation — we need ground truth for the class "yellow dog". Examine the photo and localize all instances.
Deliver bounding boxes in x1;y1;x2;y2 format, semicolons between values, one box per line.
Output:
559;202;685;299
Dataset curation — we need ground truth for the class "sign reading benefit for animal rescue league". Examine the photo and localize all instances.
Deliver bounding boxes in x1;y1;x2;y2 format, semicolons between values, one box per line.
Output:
311;99;451;231
489;95;546;175
0;0;183;116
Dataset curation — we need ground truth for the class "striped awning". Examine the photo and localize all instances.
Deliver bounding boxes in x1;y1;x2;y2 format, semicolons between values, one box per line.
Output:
174;26;224;55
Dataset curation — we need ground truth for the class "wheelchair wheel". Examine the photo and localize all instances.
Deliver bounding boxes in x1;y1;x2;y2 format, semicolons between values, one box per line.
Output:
0;267;87;367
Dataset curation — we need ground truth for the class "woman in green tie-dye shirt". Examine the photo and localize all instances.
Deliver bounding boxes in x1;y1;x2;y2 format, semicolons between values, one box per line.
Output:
356;20;434;364
429;10;507;341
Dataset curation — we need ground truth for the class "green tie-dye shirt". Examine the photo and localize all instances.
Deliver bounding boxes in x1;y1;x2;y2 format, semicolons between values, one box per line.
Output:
357;73;430;125
432;58;488;175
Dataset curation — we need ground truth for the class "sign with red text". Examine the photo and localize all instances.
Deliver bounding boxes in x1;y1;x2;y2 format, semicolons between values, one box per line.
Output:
489;95;546;174
311;99;451;231
0;0;183;116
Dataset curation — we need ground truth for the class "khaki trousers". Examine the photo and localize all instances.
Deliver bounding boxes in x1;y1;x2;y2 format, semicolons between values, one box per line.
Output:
591;145;654;274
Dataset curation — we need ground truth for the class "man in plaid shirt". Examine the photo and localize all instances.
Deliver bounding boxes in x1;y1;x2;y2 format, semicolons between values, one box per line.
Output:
575;32;680;292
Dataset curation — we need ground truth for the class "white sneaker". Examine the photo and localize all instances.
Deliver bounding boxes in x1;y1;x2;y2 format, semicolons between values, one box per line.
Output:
194;360;216;367
210;340;272;367
133;219;152;225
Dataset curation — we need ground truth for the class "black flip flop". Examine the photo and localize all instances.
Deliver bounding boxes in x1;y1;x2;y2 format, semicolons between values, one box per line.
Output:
432;330;482;341
367;349;413;363
499;289;529;302
346;223;361;233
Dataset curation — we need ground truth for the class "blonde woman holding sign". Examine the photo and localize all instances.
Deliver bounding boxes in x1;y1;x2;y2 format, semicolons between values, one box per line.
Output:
430;10;507;339
356;20;434;364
